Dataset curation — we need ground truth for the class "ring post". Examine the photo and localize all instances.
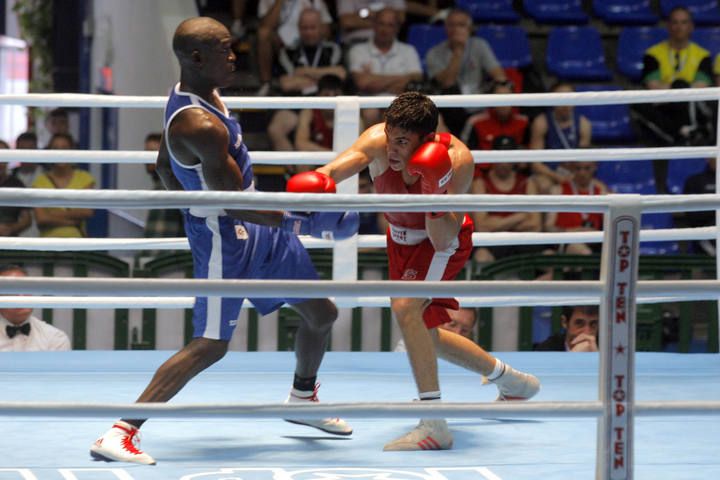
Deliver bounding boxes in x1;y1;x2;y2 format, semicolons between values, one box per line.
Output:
330;97;360;345
596;195;641;480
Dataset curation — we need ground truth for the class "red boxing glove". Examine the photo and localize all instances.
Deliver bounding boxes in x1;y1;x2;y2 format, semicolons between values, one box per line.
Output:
287;171;336;193
407;142;453;195
407;142;453;219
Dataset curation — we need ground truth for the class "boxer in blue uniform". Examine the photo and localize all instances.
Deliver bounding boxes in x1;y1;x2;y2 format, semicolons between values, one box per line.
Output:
90;17;357;465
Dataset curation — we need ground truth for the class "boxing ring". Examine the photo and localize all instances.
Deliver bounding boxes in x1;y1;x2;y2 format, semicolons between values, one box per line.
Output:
1;89;720;480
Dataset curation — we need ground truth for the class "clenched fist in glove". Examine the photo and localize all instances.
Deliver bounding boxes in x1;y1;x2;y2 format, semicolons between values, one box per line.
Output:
282;170;359;240
407;139;453;218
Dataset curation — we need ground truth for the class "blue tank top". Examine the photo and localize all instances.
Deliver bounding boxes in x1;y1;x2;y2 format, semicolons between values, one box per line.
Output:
545;109;581;150
163;83;254;194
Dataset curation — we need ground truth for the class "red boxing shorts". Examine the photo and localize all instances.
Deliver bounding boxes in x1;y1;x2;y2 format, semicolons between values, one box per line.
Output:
386;215;474;328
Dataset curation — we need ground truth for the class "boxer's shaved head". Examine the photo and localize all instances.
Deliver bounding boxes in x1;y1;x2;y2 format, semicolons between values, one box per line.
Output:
173;17;229;66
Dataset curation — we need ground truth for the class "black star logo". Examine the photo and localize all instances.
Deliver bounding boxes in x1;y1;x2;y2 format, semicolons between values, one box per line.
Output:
615;343;626;355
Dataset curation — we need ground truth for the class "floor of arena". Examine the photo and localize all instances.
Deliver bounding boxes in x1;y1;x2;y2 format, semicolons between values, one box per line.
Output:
1;351;718;480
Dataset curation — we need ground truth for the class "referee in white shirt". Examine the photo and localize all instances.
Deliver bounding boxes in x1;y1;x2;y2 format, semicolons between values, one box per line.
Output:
0;264;71;352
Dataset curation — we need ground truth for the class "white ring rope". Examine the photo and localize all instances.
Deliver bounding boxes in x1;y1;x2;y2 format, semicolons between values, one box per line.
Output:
0;400;716;419
3;277;720;302
5;188;720;214
0;277;604;298
1;87;719;108
0;145;716;165
0;188;615;212
0;227;713;251
0;295;688;309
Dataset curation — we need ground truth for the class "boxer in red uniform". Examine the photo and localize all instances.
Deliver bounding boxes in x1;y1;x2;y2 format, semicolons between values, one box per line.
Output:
289;92;540;451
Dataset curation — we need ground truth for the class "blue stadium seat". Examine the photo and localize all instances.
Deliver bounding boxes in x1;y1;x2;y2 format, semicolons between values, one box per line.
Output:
693;27;720;57
575;85;636;143
660;0;720;26
596;159;655;194
456;0;520;23
407;24;446;71
593;0;659;25
640;212;680;255
616;27;666;81
476;25;532;68
524;0;589;24
546;27;612;80
666;158;709;194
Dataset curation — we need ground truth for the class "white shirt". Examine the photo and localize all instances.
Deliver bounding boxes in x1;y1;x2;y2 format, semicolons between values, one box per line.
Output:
0;314;71;352
258;0;333;47
348;39;422;95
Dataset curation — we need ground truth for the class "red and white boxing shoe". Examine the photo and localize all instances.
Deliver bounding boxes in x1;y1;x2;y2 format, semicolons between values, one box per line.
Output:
383;419;453;451
492;364;541;401
284;384;353;436
90;421;156;465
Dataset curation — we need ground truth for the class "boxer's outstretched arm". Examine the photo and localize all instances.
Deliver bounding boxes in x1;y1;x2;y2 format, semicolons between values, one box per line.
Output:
317;124;383;183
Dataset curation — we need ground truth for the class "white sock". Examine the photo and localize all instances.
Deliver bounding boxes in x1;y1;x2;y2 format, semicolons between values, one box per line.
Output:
418;390;441;401
487;359;506;381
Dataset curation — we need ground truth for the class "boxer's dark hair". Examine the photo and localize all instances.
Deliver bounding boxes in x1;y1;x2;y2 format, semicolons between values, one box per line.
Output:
384;91;439;137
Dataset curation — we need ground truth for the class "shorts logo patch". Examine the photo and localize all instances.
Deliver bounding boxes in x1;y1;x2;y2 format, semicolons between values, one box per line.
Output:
391;228;407;243
401;268;418;280
235;225;249;240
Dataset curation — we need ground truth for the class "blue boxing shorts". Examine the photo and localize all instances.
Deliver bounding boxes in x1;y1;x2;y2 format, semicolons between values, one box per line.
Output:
183;211;319;340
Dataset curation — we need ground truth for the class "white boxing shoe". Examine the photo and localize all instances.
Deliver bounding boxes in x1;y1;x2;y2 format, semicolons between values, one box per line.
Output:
492;364;541;401
383;419;453;451
90;420;156;465
284;384;353;436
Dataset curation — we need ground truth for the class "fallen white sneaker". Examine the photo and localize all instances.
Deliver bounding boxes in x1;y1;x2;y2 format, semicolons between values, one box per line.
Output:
284;385;353;436
383;419;453;451
90;420;156;465
492;365;540;401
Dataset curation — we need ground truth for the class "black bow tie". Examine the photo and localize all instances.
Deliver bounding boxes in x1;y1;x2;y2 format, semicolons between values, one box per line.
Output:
6;323;31;338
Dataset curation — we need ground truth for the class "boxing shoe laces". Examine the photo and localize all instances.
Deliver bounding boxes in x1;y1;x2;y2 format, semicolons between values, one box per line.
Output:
90;420;156;465
492;364;541;401
383;419;453;451
284;383;353;435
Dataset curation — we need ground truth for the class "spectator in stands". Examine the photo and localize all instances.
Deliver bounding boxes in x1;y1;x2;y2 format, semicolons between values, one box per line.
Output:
45;108;70;135
41;108;71;147
337;0;406;47
12;131;39;188
634;7;715;191
348;8;422;126
682;157;716;256
466;81;527;151
267;8;346;152
31;133;95;238
529;82;592;194
0;141;31;238
544;162;608;255
534;305;598;352
396;307;477;351
638;7;713;143
0;264;71;351
465;80;529;179
256;0;334;96
426;8;507;136
471;136;541;263
294;74;345;153
143;133;185;246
